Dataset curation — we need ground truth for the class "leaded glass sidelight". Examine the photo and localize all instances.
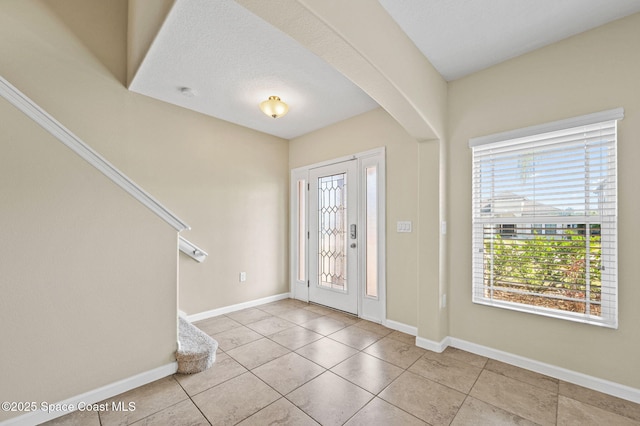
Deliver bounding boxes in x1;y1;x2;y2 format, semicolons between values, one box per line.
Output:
317;173;348;291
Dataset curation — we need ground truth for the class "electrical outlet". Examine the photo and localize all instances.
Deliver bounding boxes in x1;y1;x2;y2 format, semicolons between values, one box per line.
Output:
239;272;247;282
442;294;447;308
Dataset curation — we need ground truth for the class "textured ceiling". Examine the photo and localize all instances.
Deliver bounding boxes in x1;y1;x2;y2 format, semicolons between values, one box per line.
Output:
128;0;377;140
379;0;640;81
129;0;640;139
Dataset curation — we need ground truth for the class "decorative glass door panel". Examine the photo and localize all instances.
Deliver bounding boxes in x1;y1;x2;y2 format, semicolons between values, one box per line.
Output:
318;173;348;291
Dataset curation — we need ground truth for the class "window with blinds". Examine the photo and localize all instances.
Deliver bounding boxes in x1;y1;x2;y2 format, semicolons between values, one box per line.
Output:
470;109;622;328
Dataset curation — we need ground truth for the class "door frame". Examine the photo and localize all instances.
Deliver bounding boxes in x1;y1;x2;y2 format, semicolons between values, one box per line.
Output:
290;147;386;323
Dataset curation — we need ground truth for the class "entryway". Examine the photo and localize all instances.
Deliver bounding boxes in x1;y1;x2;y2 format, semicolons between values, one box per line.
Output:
290;148;386;323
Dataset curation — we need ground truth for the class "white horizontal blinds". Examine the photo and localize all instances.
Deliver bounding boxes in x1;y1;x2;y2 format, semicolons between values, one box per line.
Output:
473;123;616;219
471;115;618;328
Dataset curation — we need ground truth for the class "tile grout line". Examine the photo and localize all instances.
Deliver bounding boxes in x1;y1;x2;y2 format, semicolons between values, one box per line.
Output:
447;357;488;425
465;364;557;424
169;375;213;426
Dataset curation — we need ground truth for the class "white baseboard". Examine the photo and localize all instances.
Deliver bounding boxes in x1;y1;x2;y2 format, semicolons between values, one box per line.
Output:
382;318;447;352
185;293;291;323
415;335;450;353
448;337;640;404
0;362;177;426
386;318;640;404
383;319;418;337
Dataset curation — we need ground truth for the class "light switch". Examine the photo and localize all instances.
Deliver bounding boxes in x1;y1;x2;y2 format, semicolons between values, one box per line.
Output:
397;221;412;233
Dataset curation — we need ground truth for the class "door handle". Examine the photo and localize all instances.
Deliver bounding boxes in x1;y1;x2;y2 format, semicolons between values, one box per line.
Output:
350;224;357;239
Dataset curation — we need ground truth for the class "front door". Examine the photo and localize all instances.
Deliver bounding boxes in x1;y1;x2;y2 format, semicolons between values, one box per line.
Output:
308;160;358;314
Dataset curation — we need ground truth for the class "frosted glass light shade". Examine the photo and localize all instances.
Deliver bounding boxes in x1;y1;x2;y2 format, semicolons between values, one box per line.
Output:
260;96;289;118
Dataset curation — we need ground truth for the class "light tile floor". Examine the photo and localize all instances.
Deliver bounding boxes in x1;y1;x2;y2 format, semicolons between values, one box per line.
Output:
44;298;640;425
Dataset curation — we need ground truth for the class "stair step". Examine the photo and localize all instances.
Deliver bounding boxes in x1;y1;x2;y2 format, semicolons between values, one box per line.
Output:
176;316;218;374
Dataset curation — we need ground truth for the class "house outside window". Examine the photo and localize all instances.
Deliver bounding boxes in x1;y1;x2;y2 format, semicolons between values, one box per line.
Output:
498;224;516;237
544;224;557;235
470;109;622;328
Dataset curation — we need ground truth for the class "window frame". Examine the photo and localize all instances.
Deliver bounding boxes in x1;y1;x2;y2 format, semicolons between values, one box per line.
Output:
469;108;623;328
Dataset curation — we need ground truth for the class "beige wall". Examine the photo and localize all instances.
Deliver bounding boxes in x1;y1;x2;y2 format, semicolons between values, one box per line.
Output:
417;140;446;341
0;94;179;422
290;108;427;327
447;13;640;388
0;1;289;418
0;0;290;318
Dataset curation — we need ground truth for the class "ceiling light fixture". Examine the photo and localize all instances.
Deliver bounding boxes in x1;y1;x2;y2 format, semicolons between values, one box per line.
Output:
259;96;289;119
